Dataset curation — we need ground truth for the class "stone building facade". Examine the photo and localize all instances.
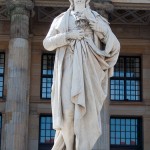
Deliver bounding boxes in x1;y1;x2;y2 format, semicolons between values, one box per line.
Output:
0;0;149;150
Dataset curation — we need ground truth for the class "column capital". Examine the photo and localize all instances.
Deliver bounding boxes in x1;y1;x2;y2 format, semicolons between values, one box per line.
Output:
6;0;34;39
6;0;34;16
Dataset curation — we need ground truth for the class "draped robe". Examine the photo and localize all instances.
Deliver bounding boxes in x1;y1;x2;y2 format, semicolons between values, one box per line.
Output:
43;9;120;150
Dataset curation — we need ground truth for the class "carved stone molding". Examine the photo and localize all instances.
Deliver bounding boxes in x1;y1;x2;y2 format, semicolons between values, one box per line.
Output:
35;0;69;7
113;2;150;10
33;0;150;10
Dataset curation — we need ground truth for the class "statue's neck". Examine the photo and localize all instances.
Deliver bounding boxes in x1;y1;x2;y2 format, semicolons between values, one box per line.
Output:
74;5;85;13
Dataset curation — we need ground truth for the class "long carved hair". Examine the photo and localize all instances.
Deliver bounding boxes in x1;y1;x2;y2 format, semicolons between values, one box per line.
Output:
69;0;91;10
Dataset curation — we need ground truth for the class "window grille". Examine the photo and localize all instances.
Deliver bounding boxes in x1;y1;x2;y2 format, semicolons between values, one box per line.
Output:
41;54;55;99
110;56;141;101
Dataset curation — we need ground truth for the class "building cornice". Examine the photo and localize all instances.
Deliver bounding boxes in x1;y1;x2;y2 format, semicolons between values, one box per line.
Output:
113;2;150;10
112;0;150;4
33;0;150;10
0;0;150;10
34;0;69;7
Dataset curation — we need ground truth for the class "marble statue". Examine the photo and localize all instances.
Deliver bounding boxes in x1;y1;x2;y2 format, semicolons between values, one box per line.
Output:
43;0;120;149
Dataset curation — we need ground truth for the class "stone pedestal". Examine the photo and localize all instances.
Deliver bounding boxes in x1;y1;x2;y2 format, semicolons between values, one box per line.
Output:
3;1;33;150
93;98;110;150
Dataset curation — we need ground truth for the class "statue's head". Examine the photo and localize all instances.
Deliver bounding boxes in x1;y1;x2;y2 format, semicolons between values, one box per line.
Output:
69;0;90;10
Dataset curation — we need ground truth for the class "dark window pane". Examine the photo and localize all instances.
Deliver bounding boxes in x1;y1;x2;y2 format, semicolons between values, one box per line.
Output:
39;116;55;149
0;53;5;98
41;54;55;99
121;139;125;145
40;137;45;143
110;56;141;101
110;117;142;149
111;125;115;131
110;80;124;100
114;57;125;77
41;130;45;136
126;80;140;101
111;139;115;144
121;132;125;138
131;139;136;145
121;126;125;131
111;132;115;138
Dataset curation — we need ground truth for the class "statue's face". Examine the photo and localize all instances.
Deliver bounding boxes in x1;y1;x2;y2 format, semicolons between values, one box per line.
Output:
73;0;86;5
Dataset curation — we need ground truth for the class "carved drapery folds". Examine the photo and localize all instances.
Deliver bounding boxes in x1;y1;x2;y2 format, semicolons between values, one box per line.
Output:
6;0;33;39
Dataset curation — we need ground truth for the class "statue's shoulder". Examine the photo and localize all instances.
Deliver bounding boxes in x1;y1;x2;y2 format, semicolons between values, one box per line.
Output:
91;10;110;24
53;12;65;22
51;11;68;31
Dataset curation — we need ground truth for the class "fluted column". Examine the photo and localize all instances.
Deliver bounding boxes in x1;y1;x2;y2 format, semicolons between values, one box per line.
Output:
3;1;33;150
92;1;114;150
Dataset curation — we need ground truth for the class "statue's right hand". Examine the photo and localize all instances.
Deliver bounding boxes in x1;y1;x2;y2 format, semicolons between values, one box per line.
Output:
66;30;85;40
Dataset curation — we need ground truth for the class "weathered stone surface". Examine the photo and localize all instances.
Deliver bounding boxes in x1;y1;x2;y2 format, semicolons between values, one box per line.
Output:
3;1;33;150
4;38;30;150
43;0;120;149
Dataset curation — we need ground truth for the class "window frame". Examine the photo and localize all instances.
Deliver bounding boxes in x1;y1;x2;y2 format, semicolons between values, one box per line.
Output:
110;56;142;102
38;114;55;150
40;53;55;100
0;114;2;150
0;53;5;99
110;116;143;150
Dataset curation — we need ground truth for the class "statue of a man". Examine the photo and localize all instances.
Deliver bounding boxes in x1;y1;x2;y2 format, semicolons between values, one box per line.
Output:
43;0;120;149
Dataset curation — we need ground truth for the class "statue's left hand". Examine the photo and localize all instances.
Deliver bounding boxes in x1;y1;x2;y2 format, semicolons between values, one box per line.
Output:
82;8;101;31
82;7;108;34
89;20;108;36
89;21;100;32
